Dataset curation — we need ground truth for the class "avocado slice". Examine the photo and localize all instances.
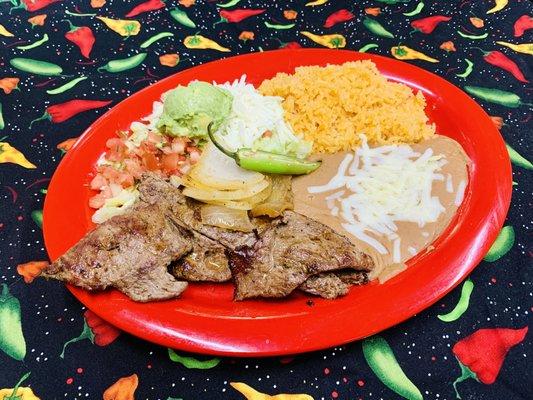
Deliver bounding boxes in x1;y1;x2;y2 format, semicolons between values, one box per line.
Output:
506;143;532;170
483;225;515;262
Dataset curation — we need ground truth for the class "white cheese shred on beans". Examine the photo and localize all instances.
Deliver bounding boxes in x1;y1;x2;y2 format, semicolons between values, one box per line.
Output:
308;134;449;260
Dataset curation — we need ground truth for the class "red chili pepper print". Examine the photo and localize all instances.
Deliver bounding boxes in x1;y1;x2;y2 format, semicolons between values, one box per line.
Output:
84;310;120;346
323;9;355;28
215;9;266;25
30;100;112;127
411;16;451;34
125;0;165;18
63;20;95;59
452;327;528;398
514;15;533;37
11;0;62;12
474;48;528;83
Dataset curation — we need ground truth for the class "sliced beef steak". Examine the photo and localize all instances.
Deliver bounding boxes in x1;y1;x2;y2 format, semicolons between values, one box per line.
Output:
43;203;192;302
171;231;231;282
299;271;368;299
228;211;374;300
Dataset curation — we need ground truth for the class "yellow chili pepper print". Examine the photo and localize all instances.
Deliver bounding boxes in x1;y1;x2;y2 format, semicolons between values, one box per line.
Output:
0;142;37;169
391;46;439;63
305;0;328;6
0;23;14;37
96;16;141;37
183;35;230;52
0;387;40;400
487;0;508;14
496;41;533;56
231;382;314;400
300;31;346;49
0;373;40;400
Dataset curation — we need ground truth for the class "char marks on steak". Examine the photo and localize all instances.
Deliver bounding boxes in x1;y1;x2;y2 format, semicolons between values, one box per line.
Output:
227;211;374;300
299;271;368;299
43;203;191;302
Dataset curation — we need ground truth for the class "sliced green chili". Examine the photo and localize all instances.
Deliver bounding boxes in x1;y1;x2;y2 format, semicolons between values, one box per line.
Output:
31;210;43;228
456;58;474;78
264;21;295;30
506;143;533;170
217;0;241;7
10;57;63;76
98;53;147;73
170;8;196;28
403;2;424;16
363;336;423;400
16;33;49;51
168;349;220;369
46;75;87;95
464;85;532;108
359;43;378;53
363;17;395;39
0;103;4;130
438;279;474;322
140;31;174;48
208;124;320;175
457;31;488;40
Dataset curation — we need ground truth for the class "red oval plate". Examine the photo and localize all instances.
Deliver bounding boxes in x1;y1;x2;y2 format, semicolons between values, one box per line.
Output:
43;49;511;357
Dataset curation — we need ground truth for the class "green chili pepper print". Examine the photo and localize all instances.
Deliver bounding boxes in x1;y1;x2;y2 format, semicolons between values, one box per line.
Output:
362;336;423;400
457;31;489;40
376;0;411;4
363;17;395;39
456;59;474;78
0;284;26;361
217;0;242;7
140;32;174;48
464;85;533;108
168;349;221;369
65;10;96;17
483;226;515;262
60;319;94;359
31;210;43;228
359;43;379;53
16;33;49;51
46;76;87;95
98;53;147;73
264;22;296;30
0;103;4;131
403;2;425;16
438;279;474;322
506;143;533;170
10;57;63;76
170;9;196;28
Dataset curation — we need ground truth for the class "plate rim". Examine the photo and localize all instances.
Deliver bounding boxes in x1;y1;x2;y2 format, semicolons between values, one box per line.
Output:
43;49;512;357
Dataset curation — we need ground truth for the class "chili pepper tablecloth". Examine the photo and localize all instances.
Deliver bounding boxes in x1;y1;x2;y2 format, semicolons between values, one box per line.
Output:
0;0;531;399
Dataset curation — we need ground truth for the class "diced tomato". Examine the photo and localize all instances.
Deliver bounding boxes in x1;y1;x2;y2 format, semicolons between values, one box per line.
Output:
90;173;108;190
124;158;144;179
161;153;183;172
141;152;159;171
89;193;106;209
117;171;134;188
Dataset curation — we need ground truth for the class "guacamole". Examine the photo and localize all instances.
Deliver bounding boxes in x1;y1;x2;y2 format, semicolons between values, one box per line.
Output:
156;81;233;138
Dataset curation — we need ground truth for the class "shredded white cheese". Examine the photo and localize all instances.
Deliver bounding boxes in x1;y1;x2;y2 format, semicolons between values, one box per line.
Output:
308;134;449;260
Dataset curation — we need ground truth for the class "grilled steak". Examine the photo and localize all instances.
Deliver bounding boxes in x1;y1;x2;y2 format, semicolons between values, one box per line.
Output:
171;231;231;282
299;271;368;299
227;211;374;300
44;174;374;301
42;203;192;302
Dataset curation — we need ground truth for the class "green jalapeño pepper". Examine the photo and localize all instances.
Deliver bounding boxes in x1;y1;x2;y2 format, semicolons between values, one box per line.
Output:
207;124;321;175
